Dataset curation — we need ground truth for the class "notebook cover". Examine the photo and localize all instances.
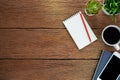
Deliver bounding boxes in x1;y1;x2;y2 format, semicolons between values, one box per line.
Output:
63;11;97;50
92;50;112;80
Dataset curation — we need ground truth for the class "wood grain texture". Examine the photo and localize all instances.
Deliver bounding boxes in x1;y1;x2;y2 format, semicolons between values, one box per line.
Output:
0;29;114;59
0;60;97;80
0;0;117;80
0;0;120;29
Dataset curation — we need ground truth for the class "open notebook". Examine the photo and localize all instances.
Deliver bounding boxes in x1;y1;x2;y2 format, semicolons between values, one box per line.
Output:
63;11;97;49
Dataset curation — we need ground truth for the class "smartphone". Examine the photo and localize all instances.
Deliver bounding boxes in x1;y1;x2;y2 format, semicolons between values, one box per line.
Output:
97;52;120;80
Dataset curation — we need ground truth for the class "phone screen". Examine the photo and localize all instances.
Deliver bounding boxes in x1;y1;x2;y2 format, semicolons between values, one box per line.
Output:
99;55;120;80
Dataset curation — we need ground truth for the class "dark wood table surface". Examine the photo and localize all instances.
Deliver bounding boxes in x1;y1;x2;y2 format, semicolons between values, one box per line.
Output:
0;0;120;80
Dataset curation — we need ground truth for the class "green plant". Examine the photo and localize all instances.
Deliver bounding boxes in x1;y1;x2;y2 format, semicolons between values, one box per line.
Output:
86;0;101;14
103;0;120;16
103;0;120;23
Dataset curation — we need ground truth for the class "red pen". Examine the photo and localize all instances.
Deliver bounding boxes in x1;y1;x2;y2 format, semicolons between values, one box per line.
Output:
80;12;92;42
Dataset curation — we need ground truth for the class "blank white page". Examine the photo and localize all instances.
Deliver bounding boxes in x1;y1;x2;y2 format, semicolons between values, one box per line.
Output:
63;11;97;50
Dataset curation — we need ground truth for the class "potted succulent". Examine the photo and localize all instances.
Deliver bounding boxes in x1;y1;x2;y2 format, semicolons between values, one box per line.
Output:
85;0;102;16
85;0;120;22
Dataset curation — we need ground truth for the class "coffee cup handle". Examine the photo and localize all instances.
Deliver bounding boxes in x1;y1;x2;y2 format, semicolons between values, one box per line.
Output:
114;44;120;51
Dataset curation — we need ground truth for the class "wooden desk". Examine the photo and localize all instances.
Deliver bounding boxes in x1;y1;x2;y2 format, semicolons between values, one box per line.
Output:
0;0;119;80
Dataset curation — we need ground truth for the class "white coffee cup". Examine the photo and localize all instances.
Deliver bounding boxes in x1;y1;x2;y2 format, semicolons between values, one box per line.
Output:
102;25;120;50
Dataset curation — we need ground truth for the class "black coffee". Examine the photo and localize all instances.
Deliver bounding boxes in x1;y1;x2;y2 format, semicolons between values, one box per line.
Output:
103;27;120;44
